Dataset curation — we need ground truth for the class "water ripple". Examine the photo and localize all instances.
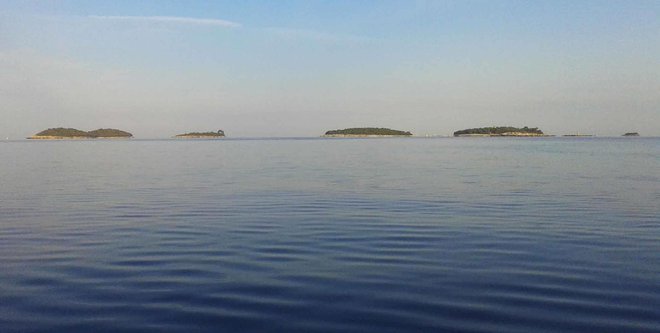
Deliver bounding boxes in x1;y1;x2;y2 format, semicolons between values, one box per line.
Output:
1;138;659;332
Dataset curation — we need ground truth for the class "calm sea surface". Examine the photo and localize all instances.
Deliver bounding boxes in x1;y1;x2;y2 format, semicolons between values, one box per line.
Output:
1;137;659;332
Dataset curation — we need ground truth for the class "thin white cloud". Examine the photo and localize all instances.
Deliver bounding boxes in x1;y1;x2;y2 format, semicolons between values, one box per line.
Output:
88;15;240;28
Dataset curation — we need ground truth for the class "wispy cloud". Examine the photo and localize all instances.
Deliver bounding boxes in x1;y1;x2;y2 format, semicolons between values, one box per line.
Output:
88;15;240;28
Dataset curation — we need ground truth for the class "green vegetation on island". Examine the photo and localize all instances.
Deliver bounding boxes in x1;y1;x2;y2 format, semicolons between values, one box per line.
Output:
324;127;412;137
175;130;225;138
28;127;133;139
453;126;545;137
32;128;92;138
87;128;133;138
623;132;640;137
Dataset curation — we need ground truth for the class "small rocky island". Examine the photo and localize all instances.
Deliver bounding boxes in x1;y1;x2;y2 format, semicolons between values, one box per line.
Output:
175;130;225;138
323;127;413;137
453;126;546;137
623;132;640;137
28;128;133;139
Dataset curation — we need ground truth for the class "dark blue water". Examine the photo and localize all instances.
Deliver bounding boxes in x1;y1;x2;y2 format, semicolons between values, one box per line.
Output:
1;137;659;332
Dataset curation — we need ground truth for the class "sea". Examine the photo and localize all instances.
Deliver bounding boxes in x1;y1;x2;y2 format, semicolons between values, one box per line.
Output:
1;137;658;333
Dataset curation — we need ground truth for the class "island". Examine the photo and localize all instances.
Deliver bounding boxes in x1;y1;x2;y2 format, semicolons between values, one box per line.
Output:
623;132;640;137
175;130;225;138
28;128;132;139
323;127;413;137
453;126;546;137
87;128;133;138
28;128;92;139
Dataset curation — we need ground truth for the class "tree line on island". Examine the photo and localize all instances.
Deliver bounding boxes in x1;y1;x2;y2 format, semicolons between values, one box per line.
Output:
28;128;133;139
452;126;545;137
324;128;412;136
27;128;226;139
325;126;640;137
323;126;547;137
175;130;225;138
26;126;641;139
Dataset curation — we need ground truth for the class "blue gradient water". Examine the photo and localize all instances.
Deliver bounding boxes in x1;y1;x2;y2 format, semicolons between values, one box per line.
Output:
1;137;659;332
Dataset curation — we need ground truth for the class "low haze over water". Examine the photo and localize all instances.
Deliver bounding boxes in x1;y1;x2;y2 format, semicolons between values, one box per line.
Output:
1;137;659;332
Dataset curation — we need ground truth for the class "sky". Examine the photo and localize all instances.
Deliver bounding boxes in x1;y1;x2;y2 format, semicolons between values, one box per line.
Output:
1;0;659;138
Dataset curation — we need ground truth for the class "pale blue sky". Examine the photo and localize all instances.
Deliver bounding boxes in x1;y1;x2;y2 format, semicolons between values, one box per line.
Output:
1;0;659;137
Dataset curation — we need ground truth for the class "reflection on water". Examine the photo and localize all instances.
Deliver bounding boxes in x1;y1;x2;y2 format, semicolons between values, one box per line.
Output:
1;138;659;332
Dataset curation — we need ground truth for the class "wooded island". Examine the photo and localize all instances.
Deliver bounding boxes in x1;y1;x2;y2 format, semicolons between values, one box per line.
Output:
28;128;133;139
323;128;413;137
175;130;225;138
453;126;546;137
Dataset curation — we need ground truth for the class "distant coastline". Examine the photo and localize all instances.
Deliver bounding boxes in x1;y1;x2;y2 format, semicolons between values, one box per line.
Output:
22;126;652;139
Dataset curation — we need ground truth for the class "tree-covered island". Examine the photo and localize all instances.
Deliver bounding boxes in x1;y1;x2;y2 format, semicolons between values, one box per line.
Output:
323;127;413;137
175;130;225;138
87;128;133;138
28;128;133;139
623;132;640;136
453;126;546;137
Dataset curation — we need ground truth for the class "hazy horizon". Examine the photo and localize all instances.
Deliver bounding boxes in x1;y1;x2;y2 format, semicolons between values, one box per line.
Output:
2;1;659;138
